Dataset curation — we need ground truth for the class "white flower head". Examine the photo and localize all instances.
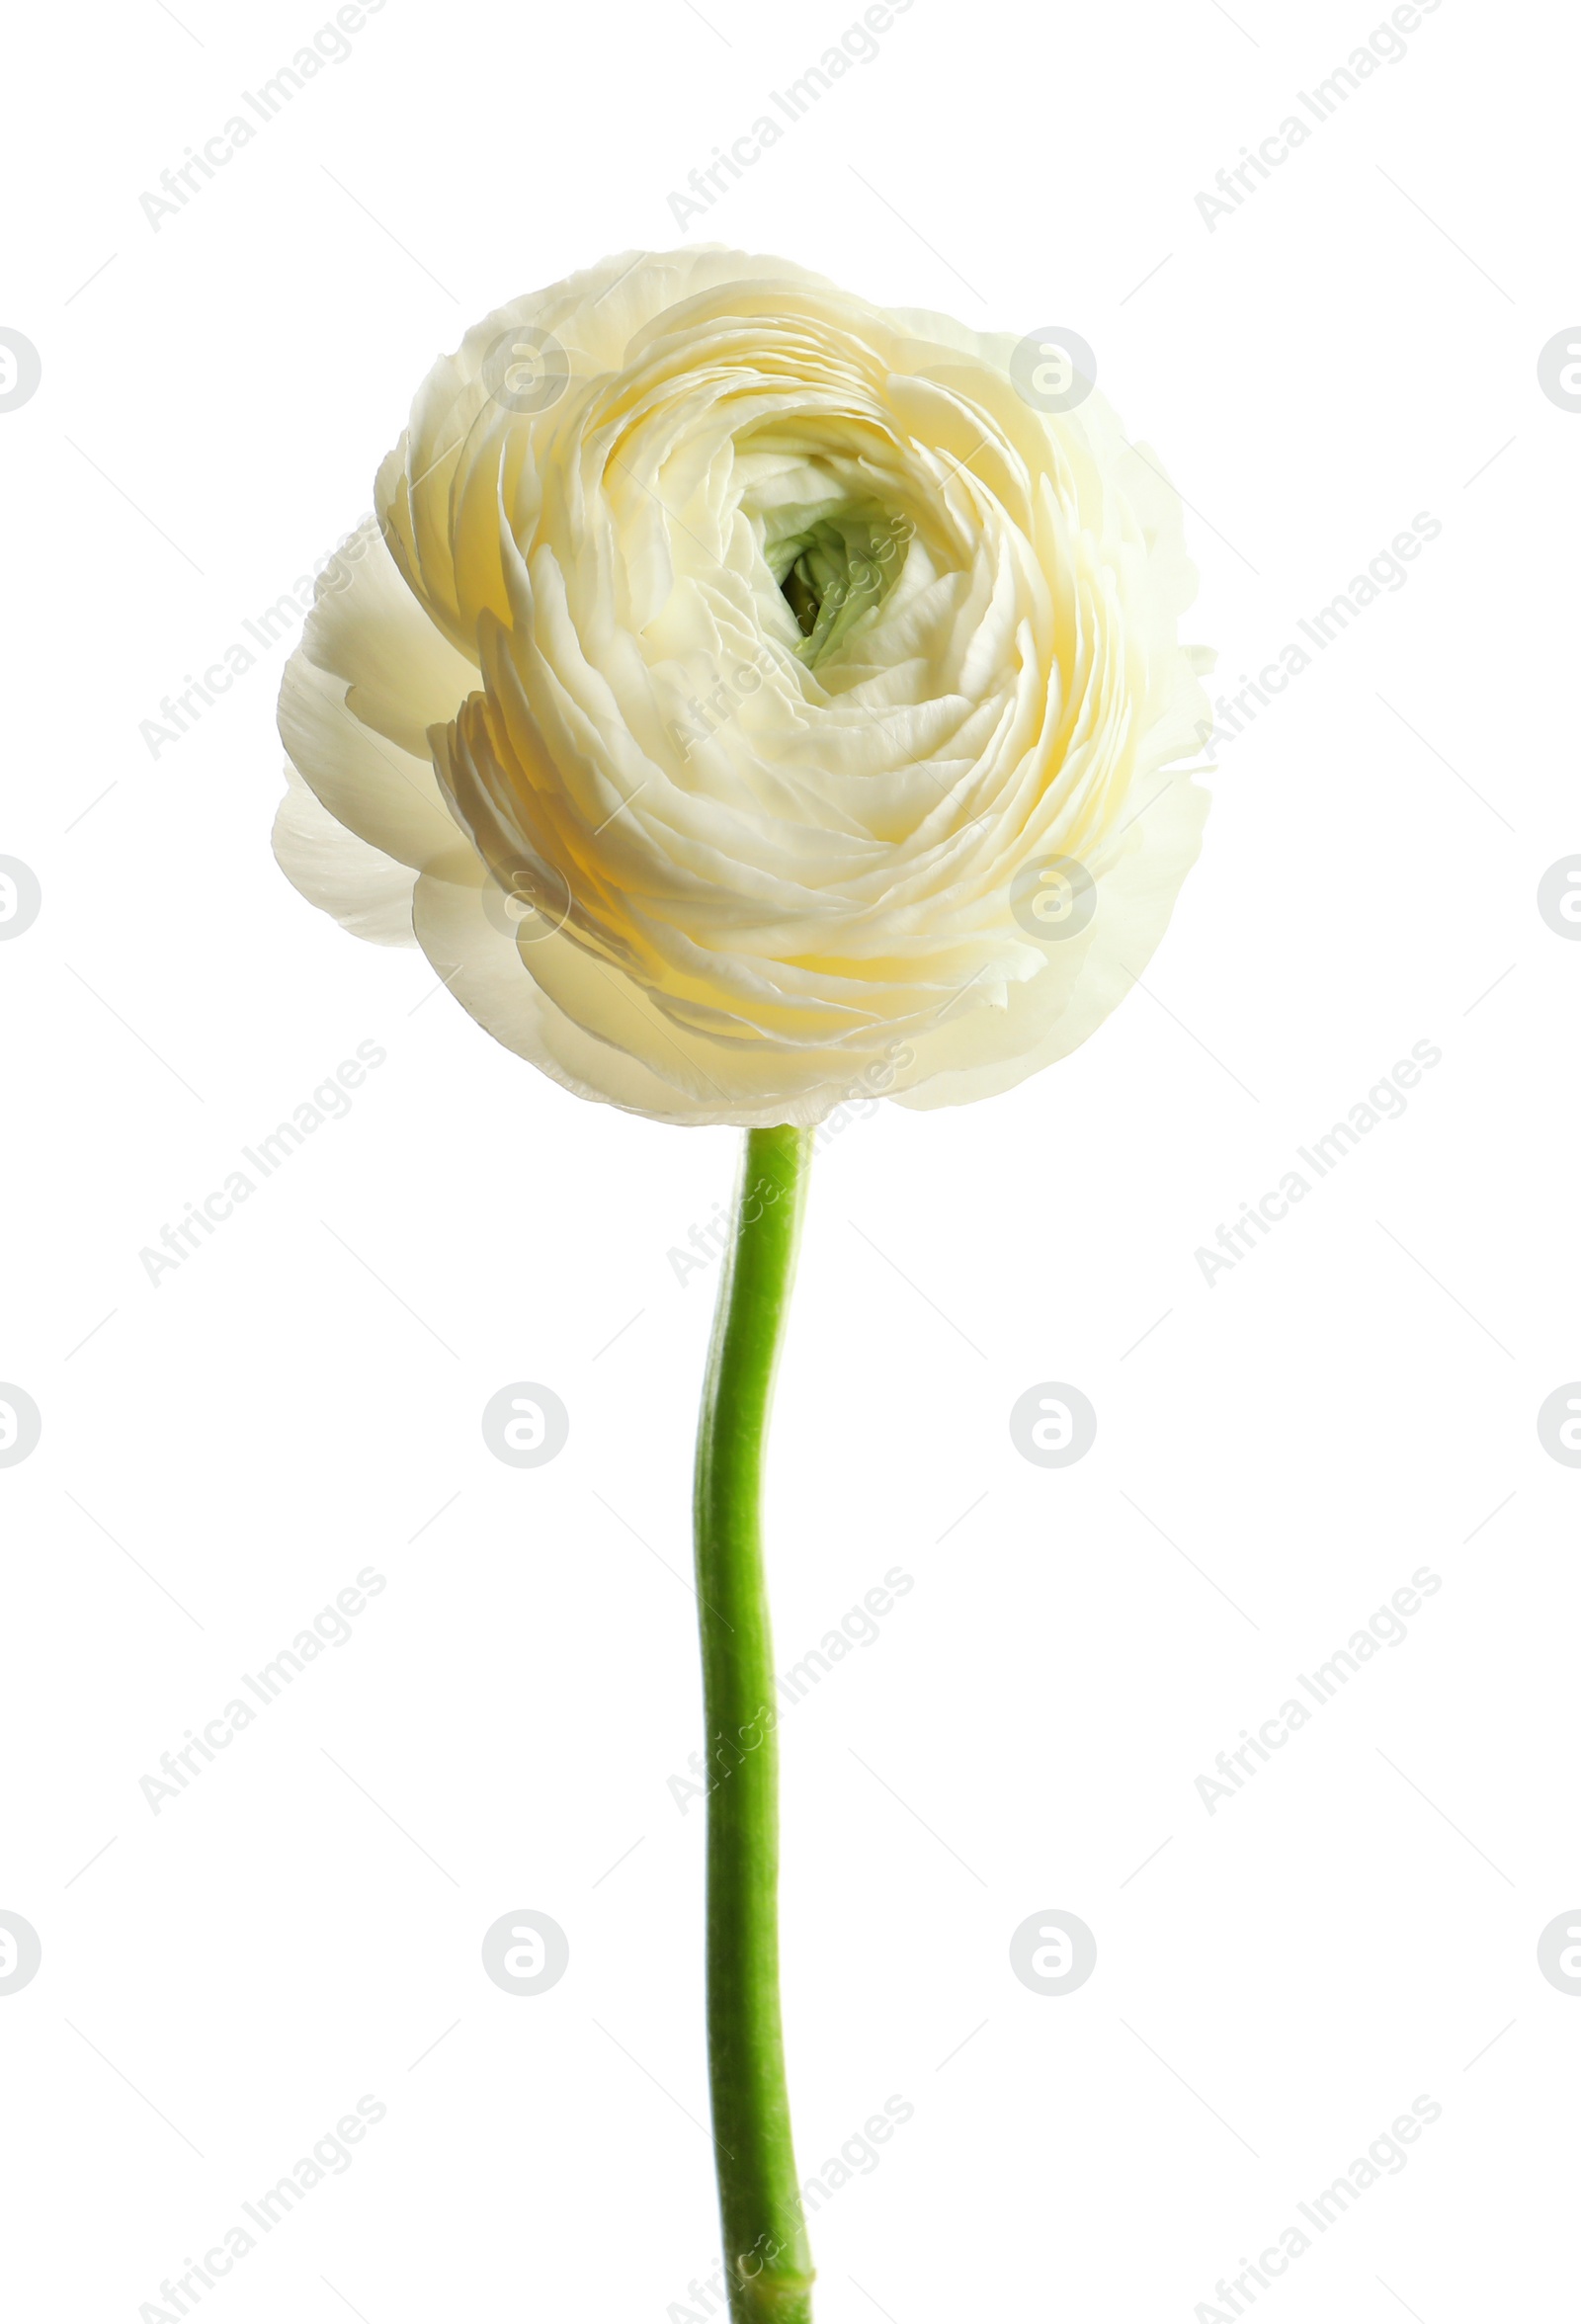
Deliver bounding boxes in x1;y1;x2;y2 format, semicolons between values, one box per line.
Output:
276;249;1211;1125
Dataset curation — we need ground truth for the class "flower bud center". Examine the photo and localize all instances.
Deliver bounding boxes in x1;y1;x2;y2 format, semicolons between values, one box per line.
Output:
764;504;911;668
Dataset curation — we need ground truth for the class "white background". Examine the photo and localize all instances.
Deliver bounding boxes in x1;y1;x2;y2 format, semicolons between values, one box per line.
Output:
4;0;1578;2317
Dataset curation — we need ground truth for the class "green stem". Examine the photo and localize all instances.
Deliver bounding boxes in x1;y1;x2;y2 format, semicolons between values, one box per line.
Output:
693;1124;816;2324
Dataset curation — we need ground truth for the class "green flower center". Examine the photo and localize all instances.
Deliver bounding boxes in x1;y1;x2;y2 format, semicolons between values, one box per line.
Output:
765;506;910;668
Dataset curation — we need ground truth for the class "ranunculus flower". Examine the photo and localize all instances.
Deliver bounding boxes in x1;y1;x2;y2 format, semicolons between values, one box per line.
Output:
275;248;1210;1124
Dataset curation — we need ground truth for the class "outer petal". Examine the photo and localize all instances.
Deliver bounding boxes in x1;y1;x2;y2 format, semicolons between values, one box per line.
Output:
277;524;479;880
272;766;419;948
409;862;853;1125
890;768;1211;1108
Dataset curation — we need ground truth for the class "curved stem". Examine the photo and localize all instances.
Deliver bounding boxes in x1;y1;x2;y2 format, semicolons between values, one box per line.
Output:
693;1124;816;2324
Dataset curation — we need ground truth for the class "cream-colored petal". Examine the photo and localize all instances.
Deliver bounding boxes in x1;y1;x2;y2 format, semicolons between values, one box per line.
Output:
892;769;1211;1108
278;648;465;872
272;765;419;948
410;861;855;1125
277;524;479;873
302;518;481;756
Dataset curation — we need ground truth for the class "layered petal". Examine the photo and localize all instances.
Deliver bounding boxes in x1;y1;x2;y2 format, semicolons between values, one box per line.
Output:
276;249;1211;1124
